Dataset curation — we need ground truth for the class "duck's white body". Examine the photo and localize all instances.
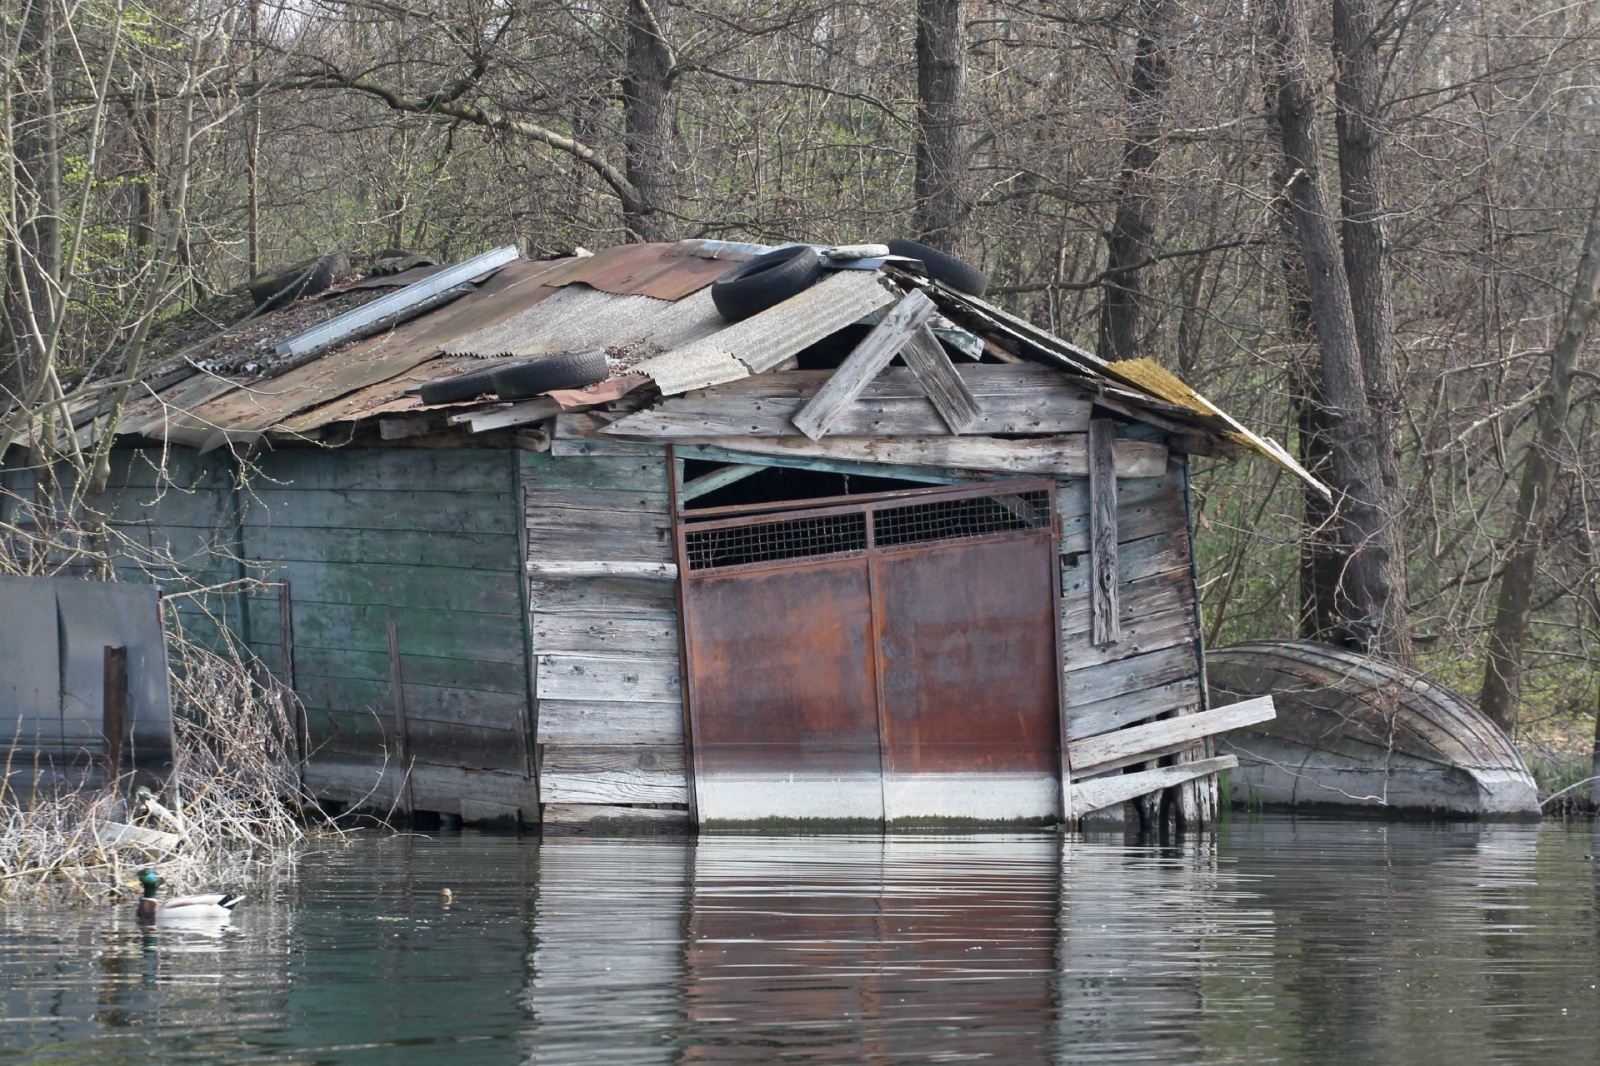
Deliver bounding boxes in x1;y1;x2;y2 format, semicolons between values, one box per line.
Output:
139;892;241;923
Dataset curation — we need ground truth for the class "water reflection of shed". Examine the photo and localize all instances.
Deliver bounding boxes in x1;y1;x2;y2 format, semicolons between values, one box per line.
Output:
6;241;1305;829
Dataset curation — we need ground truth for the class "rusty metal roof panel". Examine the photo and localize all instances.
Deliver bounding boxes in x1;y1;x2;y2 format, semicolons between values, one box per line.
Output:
129;258;571;443
531;242;733;301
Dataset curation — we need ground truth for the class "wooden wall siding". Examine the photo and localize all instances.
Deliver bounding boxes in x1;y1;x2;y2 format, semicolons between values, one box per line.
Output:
102;448;251;652
521;450;688;829
238;448;535;816
1058;466;1204;745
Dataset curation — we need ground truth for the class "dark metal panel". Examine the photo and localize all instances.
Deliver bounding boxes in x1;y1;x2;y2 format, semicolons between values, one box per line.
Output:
681;558;883;823
0;575;59;724
53;580;174;772
533;242;730;301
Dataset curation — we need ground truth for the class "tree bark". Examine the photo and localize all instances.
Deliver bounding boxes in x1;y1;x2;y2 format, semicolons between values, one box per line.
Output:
1332;0;1411;663
912;0;967;244
1098;0;1176;362
3;0;62;402
1266;0;1401;654
1478;183;1600;732
620;0;675;243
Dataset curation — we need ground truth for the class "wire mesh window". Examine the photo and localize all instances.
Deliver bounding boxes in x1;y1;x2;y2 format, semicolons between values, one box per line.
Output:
686;511;869;571
873;490;1051;549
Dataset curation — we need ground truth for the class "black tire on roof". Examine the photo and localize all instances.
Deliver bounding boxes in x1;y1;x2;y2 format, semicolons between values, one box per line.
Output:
492;349;610;400
710;245;824;322
886;239;988;296
247;250;351;310
418;366;506;406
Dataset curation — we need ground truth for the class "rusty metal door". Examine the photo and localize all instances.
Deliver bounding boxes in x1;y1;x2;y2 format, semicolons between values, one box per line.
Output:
678;480;1062;826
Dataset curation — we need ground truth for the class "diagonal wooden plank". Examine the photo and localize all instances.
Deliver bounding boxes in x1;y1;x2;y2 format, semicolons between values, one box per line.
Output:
899;324;982;433
1072;755;1238;814
1067;695;1275;776
791;290;938;440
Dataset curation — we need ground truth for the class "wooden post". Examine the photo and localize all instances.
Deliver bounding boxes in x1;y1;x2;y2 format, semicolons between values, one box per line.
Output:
102;645;128;787
386;616;413;814
1088;419;1121;645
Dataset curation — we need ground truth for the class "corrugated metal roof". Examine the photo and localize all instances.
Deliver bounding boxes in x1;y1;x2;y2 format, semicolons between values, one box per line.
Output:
531;242;733;300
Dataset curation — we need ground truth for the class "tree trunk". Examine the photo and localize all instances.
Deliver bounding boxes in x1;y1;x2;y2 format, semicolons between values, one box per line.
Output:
1332;0;1411;663
620;0;675;243
1098;0;1175;363
3;0;62;402
1266;0;1400;654
1478;183;1600;732
912;0;967;244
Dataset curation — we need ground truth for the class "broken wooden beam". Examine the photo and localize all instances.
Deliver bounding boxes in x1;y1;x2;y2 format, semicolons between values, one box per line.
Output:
792;289;938;440
1072;754;1239;814
1067;696;1275;776
1089;418;1121;645
900;324;982;433
679;463;765;503
642;433;1168;478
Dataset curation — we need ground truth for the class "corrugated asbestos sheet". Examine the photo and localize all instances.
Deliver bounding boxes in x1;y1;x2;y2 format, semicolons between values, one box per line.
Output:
442;285;725;360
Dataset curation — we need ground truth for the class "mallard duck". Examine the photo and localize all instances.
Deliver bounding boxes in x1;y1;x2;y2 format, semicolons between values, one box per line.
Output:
135;868;241;924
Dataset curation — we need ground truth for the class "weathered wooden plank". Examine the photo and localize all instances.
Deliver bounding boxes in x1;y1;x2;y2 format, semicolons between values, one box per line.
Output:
1068;679;1202;740
523;486;669;514
536;699;683;745
303;758;539;819
679;463;764;502
238;488;517;535
521;451;669;493
245;526;515;569
525;505;672;542
526;524;674;563
1068;696;1275;775
453;397;561;433
539;745;688;804
1061;531;1191;597
527;574;678;617
532;613;681;658
900;323;982;433
541;803;689;832
268;602;527;663
550;438;666;458
1062;603;1197;669
683;362;1072;399
660;434;1166;478
306;708;527;773
1088;419;1120;645
526;560;677;580
793;290;938;440
244;561;523;614
672;444;971;486
293;673;528;730
256;447;512;493
284;645;529;693
1058;473;1189;554
608;390;1086;440
536;655;682;703
1065;644;1198;706
1063;566;1193;630
1072;756;1238;814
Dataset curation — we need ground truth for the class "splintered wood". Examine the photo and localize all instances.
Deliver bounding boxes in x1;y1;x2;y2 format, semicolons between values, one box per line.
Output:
1088;419;1121;645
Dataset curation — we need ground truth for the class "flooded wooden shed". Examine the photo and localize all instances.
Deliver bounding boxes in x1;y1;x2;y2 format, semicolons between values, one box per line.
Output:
3;240;1305;829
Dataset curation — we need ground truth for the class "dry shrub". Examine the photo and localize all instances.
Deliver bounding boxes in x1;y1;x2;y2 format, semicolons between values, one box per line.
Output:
0;639;347;904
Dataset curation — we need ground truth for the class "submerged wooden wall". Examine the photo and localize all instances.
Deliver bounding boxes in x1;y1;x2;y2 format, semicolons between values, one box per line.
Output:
102;446;539;822
523;445;689;831
1057;461;1211;820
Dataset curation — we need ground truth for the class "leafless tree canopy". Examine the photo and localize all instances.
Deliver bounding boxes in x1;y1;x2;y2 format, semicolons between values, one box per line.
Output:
6;0;1600;758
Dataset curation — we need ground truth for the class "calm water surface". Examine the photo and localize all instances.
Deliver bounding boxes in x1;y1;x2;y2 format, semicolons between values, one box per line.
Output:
2;817;1598;1064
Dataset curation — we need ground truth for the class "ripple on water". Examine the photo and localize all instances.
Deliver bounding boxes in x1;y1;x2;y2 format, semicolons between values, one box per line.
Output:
1;817;1597;1065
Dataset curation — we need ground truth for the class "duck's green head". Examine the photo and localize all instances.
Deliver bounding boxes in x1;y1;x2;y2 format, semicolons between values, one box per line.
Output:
138;868;160;898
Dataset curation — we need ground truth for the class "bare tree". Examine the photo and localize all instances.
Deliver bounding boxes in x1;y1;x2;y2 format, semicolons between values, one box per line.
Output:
621;0;677;241
912;0;966;243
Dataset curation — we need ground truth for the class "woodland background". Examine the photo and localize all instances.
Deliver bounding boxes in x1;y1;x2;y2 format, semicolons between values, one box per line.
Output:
4;0;1600;782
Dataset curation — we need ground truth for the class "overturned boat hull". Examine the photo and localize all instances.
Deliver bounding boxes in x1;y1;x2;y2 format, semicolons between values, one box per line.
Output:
1208;641;1540;819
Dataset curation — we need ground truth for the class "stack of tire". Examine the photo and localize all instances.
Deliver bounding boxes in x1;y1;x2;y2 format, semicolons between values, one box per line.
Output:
708;239;987;324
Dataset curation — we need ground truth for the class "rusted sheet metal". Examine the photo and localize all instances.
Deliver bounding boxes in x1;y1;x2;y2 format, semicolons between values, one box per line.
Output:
532;242;732;301
874;534;1062;821
441;284;723;360
683;558;885;823
225;260;572;435
678;479;1062;826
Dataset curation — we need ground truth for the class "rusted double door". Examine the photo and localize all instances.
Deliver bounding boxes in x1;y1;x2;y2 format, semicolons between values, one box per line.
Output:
679;480;1064;826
